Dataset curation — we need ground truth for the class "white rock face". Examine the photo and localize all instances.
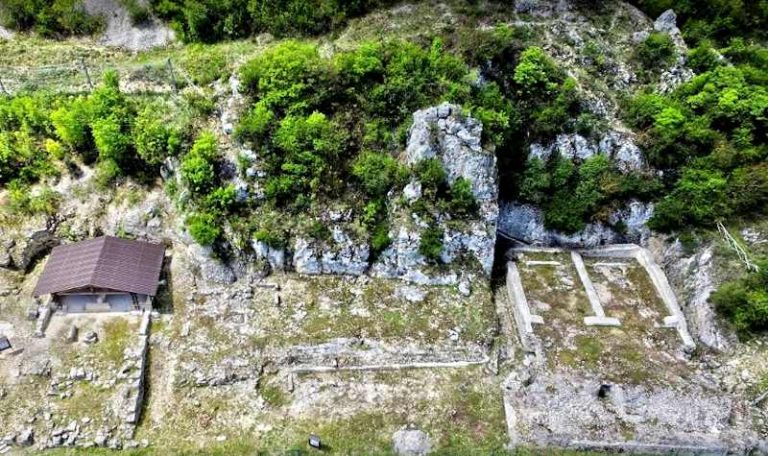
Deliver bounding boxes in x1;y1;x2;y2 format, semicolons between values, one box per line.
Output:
403;180;422;203
498;200;654;248
186;244;236;285
653;9;694;93
528;131;645;172
654;9;684;47
373;103;499;282
292;227;370;276
252;240;286;272
84;0;175;51
653;241;735;351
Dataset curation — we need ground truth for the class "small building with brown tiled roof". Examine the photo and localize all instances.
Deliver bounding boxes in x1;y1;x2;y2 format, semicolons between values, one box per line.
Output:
33;236;165;313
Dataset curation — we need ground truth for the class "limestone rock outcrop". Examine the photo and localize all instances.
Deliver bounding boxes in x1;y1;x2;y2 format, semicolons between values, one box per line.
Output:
372;103;499;283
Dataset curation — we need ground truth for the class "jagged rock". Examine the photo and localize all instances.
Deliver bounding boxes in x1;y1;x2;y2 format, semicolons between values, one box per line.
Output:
293;228;370;276
598;131;645;172
104;189;168;239
252;240;286;272
659;65;694;93
654;241;735;351
15;428;33;446
0;240;13;268
8;229;59;271
653;10;693;93
608;200;654;244
187;244;236;284
654;10;681;39
403;181;422;203
374;103;498;281
498;200;653;247
392;428;431;456
529;131;645;172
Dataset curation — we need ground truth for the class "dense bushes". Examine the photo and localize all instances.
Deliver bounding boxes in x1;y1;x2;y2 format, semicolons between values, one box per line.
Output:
419;225;444;263
149;0;392;43
0;0;391;41
520;154;659;233
711;261;768;335
626;62;768;231
231;38;515;254
629;0;768;44
180;131;219;194
0;0;102;37
0;71;202;219
635;32;677;77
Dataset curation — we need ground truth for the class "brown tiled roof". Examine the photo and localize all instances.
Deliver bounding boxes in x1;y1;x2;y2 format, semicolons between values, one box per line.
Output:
33;236;165;297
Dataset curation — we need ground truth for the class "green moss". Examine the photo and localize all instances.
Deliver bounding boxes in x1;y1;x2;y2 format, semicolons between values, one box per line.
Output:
94;317;133;365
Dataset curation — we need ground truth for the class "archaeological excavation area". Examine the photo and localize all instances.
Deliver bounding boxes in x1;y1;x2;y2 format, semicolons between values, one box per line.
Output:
0;237;762;454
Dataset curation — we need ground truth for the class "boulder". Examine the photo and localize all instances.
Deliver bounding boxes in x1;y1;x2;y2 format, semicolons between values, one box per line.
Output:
8;229;59;271
392;428;431;456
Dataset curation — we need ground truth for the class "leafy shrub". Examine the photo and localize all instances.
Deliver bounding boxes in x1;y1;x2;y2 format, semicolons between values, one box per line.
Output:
133;102;184;166
149;0;391;43
629;0;768;44
263;112;347;207
120;0;151;24
51;97;92;152
711;261;768;336
239;41;329;114
186;212;220;246
351;152;406;197
514;47;565;97
0;0;102;37
180;44;229;85
204;184;238;213
95;159;122;187
180;132;219;194
5;181;61;215
635;32;676;71
370;221;391;256
626;59;768;231
448;177;477;217
419;225;444;263
650;167;731;230
687;41;723;72
415;159;447;196
92;115;130;165
234;102;274;144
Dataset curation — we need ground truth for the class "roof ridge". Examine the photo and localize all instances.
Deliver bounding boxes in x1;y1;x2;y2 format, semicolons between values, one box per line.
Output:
87;236;109;287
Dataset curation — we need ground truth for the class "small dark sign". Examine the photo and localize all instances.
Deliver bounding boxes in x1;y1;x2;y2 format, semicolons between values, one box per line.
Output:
308;434;321;450
0;335;11;352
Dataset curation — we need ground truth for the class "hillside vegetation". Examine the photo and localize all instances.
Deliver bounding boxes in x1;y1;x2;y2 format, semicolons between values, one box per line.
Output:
0;0;766;334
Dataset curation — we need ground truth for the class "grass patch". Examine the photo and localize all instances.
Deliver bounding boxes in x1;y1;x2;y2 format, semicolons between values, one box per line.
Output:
574;335;603;367
260;383;287;408
94;318;133;365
